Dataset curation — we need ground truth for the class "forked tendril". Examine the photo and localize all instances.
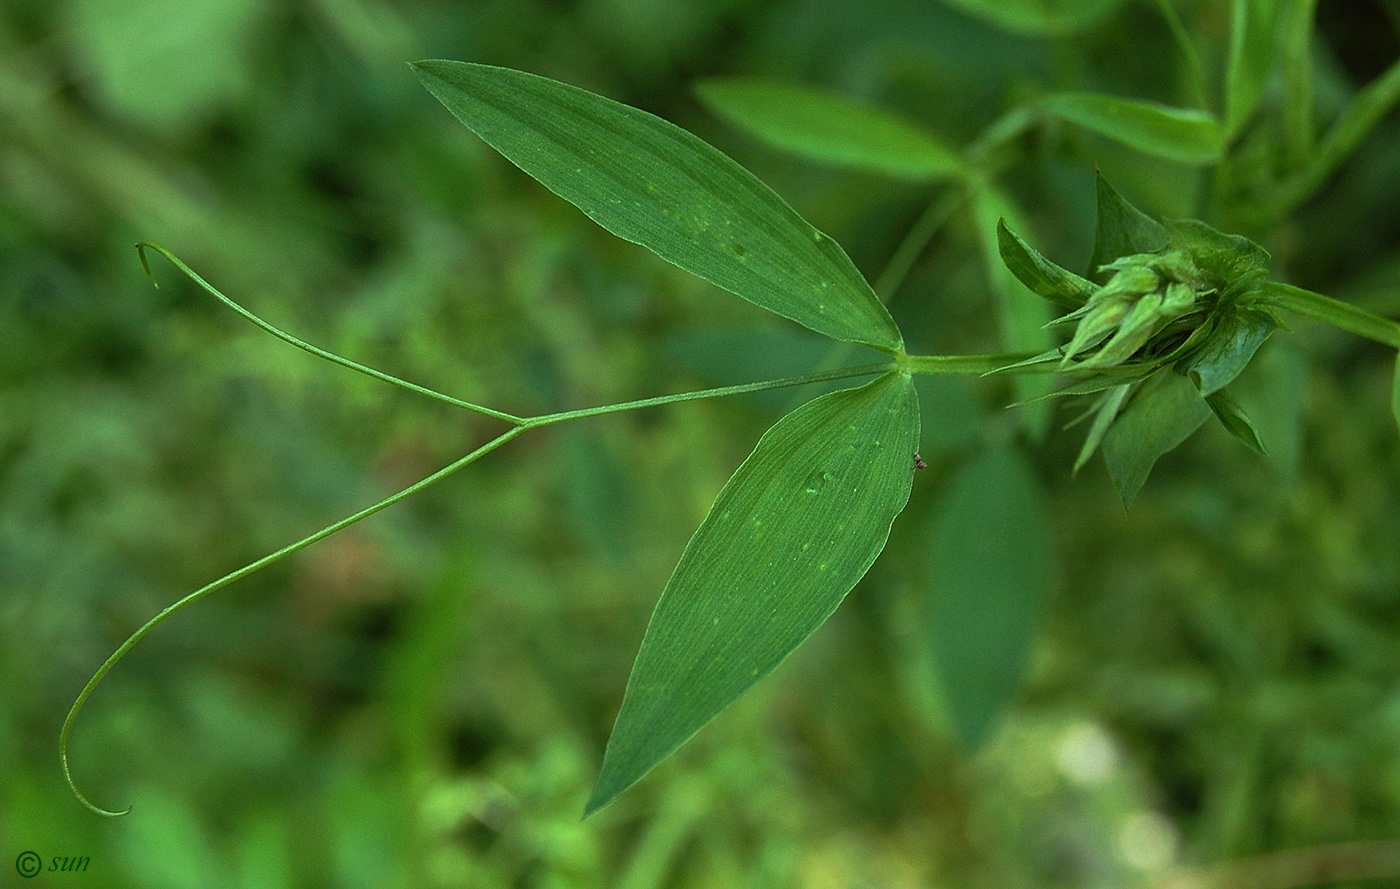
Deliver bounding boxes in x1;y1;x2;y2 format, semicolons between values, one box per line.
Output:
66;246;923;815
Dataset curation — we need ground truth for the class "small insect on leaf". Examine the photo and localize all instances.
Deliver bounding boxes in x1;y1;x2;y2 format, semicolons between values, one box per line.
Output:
914;452;928;470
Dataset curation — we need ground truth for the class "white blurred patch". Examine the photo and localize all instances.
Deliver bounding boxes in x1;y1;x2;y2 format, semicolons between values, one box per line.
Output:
1118;810;1179;872
1055;721;1119;786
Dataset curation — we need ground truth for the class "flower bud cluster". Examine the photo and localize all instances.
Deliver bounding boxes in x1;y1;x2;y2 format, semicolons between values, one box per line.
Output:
1055;249;1208;369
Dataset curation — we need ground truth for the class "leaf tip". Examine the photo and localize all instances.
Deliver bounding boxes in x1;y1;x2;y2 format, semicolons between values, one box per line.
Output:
582;767;629;819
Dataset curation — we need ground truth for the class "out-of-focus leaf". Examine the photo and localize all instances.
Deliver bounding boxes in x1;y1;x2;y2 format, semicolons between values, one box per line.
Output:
1180;309;1276;396
1280;0;1318;169
916;375;985;451
1089;171;1167;280
937;0;1126;35
1207;389;1268;454
1278;52;1400;213
1225;0;1282;136
560;428;634;561
922;446;1053;747
996;219;1097;309
1101;367;1212;508
1043;93;1224;165
694;77;966;181
969;180;1054;435
68;0;264;129
412;61;903;353
1393;351;1400;438
116;787;222;889
586;373;920;815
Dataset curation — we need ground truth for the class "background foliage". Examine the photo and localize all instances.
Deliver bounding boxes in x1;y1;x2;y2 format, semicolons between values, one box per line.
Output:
4;0;1400;886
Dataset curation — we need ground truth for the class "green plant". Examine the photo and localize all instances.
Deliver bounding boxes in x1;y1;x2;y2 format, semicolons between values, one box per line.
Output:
62;10;1400;825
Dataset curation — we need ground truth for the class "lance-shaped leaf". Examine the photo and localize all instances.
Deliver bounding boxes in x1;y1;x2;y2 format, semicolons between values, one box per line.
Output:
586;372;920;815
1179;309;1276;396
694;77;966;181
413;60;903;353
1089;172;1167;280
1042;93;1225;165
921;446;1054;748
1102;367;1212;508
1207;389;1268;454
996;219;1097;308
1074;383;1133;474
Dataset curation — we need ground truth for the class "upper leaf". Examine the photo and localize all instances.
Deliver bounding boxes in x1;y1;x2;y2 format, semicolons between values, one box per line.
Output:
1207;389;1269;454
695;77;966;181
1042;92;1225;165
586;372;920;815
413;60;903;353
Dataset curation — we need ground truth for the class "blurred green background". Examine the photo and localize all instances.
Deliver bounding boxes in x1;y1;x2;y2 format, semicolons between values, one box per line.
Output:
5;0;1400;886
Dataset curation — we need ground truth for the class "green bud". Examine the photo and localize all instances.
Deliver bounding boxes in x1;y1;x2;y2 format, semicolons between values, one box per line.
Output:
1060;296;1131;366
1058;249;1210;370
1096;264;1160;301
1082;292;1165;368
1160;281;1196;314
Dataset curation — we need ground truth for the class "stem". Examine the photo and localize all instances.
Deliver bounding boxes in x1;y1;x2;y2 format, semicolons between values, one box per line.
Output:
61;426;526;816
873;188;967;302
965;106;1039;167
1146;839;1400;889
1269;51;1400;218
1280;0;1319;172
137;242;526;425
903;351;1052;375
522;362;895;428
1262;282;1400;349
1153;0;1211;112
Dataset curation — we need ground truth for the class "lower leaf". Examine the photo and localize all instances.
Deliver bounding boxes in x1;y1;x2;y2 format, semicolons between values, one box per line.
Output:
586;372;920;815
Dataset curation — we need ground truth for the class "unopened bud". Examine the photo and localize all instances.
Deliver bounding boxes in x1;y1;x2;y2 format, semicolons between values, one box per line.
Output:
1057;253;1205;370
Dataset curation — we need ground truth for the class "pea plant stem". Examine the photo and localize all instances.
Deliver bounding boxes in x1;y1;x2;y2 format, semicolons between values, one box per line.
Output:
60;247;1146;816
1145;838;1400;889
1263;282;1400;349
